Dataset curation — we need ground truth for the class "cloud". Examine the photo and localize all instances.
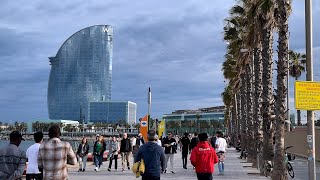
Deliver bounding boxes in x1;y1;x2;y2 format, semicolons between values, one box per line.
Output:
0;0;318;122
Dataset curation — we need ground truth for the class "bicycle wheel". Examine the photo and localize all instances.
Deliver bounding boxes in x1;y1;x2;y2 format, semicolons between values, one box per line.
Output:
287;162;294;178
263;161;272;178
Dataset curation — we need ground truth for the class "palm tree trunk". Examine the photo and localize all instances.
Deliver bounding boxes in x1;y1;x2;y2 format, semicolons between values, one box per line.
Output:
246;63;255;163
240;74;248;153
236;93;241;136
261;26;274;161
252;47;263;167
272;0;290;179
232;94;238;145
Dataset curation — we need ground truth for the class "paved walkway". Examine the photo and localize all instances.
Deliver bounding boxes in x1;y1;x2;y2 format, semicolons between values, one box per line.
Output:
67;148;267;180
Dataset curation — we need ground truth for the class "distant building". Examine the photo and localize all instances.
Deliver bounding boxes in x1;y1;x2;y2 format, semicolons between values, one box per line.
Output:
26;119;79;133
89;101;137;124
48;25;113;120
290;113;296;126
47;25;137;123
163;106;225;135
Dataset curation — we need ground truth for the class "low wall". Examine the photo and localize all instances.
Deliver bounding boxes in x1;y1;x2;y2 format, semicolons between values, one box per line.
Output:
284;126;320;161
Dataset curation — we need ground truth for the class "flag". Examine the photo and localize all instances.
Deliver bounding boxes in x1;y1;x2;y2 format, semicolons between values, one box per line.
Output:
140;115;148;141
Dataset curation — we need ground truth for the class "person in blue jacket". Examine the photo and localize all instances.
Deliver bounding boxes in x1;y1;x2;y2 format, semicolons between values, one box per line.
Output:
135;130;165;180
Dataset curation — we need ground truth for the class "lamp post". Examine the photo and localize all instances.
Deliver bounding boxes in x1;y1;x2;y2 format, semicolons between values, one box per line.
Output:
305;0;316;179
196;113;201;133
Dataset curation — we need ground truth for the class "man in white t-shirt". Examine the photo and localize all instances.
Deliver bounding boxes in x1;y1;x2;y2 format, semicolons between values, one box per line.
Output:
26;132;43;180
215;131;227;176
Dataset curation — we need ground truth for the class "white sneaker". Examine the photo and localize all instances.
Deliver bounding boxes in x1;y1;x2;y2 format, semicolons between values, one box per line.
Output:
94;167;98;172
97;168;100;172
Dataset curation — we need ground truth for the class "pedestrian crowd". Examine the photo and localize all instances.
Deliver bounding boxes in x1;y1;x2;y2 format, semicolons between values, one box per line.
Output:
0;125;229;180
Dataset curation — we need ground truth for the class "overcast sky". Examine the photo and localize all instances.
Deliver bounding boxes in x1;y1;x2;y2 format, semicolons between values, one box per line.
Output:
0;0;319;123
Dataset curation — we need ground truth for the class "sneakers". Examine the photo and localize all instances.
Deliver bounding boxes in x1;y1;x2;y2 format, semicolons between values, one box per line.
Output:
122;168;125;172
128;167;130;170
78;169;82;172
108;168;111;172
171;171;175;174
94;167;98;172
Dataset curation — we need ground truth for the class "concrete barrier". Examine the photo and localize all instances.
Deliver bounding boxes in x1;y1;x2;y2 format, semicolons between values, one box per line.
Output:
284;126;320;161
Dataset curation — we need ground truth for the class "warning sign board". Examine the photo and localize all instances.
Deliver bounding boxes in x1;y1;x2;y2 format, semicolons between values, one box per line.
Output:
295;81;320;110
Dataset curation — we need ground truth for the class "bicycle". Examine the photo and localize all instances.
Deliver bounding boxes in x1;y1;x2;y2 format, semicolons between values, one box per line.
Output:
262;146;295;178
285;146;295;178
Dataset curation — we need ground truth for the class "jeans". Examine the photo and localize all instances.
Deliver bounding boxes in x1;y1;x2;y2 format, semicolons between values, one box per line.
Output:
94;155;103;168
121;152;131;169
217;152;225;173
182;151;188;168
108;154;118;169
196;173;212;180
78;155;88;170
218;161;224;173
165;154;174;171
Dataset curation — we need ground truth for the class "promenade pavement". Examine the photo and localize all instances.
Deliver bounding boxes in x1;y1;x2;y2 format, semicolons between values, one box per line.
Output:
67;148;268;180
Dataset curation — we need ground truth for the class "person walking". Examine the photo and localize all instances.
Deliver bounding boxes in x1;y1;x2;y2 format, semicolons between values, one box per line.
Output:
190;132;199;151
162;132;177;174
76;137;89;172
93;135;106;172
26;131;43;180
0;131;26;180
180;133;190;169
210;134;217;149
136;133;145;149
120;133;132;172
38;125;77;180
135;130;165;180
190;133;218;180
155;134;162;146
215;131;227;175
108;136;120;172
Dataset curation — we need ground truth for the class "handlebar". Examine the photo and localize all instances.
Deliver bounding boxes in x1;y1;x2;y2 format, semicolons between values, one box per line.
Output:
285;146;293;150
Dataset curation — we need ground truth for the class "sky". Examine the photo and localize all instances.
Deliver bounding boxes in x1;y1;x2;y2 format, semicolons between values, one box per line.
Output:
0;0;319;123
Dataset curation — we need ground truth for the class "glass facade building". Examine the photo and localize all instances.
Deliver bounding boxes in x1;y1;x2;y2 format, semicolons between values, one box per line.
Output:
162;106;225;135
48;25;113;120
89;101;137;124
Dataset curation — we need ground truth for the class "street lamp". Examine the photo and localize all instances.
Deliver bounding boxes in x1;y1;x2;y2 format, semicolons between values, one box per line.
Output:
196;113;201;133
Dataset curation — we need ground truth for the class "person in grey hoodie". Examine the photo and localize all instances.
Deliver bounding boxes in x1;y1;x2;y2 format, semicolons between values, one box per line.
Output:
108;136;120;171
135;130;165;180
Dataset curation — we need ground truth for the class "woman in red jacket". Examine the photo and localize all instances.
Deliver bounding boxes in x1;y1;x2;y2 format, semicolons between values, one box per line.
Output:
190;133;219;180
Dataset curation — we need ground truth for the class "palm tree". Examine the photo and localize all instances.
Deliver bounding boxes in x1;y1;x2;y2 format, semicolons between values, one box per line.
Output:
272;0;292;178
221;85;233;135
288;50;306;126
258;0;277;162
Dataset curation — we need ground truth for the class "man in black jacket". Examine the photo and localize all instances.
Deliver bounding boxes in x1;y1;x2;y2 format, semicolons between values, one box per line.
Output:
120;133;132;172
162;132;177;174
190;132;199;151
180;133;190;169
135;130;165;180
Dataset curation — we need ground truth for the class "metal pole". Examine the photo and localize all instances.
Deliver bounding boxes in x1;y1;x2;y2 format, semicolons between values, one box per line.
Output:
148;87;151;130
287;33;291;131
305;0;316;179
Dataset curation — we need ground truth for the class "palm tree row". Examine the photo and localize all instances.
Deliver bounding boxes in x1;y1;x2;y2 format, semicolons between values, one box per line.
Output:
220;0;304;179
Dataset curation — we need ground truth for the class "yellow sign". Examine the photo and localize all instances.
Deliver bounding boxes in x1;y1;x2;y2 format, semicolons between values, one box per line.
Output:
295;81;320;110
158;120;165;138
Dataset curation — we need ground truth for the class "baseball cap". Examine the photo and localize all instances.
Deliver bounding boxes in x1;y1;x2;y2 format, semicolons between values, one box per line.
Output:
96;134;100;137
10;131;25;141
